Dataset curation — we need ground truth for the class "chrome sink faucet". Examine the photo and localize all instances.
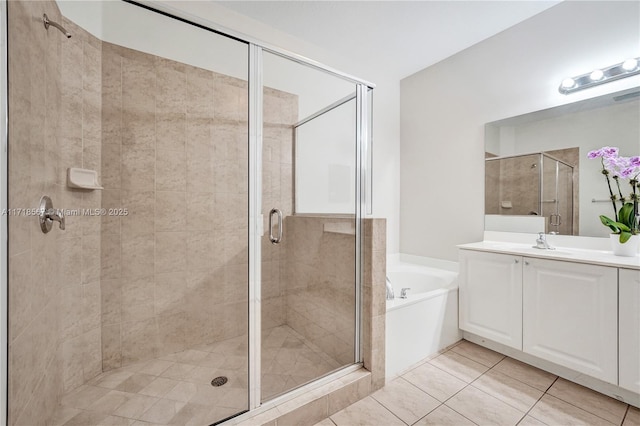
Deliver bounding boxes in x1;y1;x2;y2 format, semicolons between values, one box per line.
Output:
386;277;394;300
534;232;555;250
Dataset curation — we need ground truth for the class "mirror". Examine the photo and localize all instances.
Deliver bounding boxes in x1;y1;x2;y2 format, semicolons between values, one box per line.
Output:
484;87;640;238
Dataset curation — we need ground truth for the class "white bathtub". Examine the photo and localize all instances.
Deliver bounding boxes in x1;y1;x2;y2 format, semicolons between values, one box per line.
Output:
385;255;462;378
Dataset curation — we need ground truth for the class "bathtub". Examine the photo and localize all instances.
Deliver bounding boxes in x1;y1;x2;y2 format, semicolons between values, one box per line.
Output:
385;255;462;378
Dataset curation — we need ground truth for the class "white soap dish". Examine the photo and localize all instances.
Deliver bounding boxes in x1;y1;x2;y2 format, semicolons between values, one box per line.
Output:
67;168;103;190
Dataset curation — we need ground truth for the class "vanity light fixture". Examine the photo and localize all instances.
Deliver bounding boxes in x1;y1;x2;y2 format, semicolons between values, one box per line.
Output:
559;57;640;94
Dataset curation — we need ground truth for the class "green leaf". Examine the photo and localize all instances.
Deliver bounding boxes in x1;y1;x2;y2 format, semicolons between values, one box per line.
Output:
600;215;631;233
600;215;620;233
620;231;632;243
619;203;634;227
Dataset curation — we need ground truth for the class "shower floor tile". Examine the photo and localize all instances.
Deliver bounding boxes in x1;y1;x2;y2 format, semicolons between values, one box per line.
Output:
53;325;340;425
261;325;342;401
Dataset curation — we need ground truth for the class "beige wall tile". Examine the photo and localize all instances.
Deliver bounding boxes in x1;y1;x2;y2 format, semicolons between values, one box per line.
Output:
156;113;186;152
102;324;122;371
120;145;155;190
121;233;154;278
157;149;186;192
156;191;187;231
156;232;187;273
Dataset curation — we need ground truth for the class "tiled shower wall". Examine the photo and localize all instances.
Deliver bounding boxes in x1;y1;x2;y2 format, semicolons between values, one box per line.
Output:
99;42;250;369
99;43;298;369
7;1;103;424
284;217;357;366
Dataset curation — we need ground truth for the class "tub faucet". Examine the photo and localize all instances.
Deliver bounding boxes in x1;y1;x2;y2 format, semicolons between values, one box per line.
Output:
533;232;555;250
386;277;394;300
400;288;411;299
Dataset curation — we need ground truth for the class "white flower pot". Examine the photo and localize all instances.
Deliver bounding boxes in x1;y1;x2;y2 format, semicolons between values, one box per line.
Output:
610;234;640;257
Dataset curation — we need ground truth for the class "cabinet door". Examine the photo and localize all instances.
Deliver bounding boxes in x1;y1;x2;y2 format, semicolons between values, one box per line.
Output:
523;258;617;384
459;250;523;349
620;268;640;393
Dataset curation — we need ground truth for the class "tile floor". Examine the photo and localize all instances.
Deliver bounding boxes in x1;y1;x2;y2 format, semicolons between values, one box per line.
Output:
322;340;640;426
51;325;340;426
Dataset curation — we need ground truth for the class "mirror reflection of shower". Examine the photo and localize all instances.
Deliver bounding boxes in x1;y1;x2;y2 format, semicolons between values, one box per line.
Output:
485;151;576;235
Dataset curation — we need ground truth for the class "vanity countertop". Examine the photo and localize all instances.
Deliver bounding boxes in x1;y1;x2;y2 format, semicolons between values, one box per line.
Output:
458;241;640;270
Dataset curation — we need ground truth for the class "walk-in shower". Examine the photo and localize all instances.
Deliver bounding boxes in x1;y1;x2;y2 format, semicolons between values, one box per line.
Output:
2;1;373;424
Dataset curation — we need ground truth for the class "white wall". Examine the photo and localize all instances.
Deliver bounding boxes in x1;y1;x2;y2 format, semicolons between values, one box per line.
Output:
57;0;401;253
400;1;640;261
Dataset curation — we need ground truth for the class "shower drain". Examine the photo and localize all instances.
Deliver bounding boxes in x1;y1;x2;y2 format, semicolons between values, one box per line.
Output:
211;376;228;387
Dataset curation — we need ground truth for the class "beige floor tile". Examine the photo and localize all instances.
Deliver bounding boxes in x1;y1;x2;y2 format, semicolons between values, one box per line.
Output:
87;390;132;415
472;369;543;412
63;410;109;426
92;370;136;389
185;365;219;384
402;361;467;402
372;377;440;424
164;381;198;402
112;393;159;419
492;358;557;392
116;374;157;393
428;351;489;383
138;377;179;398
207;405;246;424
96;415;136;425
445;386;525;426
160;362;197;380
61;385;112;410
138;359;174;376
50;406;82;426
413;404;476;426
517;415;547;426
624;406;640;426
330;396;405;426
167;402;212;425
177;349;210;365
139;398;186;424
313;418;337;426
547;378;628;425
529;394;616;426
450;340;505;367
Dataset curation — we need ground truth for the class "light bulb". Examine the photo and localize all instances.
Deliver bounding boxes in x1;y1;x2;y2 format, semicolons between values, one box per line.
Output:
561;78;576;89
622;58;638;71
590;69;604;81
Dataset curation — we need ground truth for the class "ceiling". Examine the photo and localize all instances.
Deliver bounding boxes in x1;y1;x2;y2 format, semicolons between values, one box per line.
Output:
216;1;561;80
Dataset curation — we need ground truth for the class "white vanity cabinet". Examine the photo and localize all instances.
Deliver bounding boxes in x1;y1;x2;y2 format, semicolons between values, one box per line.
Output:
459;250;523;350
522;258;618;384
620;268;640;393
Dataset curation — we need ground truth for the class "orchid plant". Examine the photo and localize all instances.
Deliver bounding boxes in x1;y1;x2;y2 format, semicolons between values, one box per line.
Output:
588;147;640;243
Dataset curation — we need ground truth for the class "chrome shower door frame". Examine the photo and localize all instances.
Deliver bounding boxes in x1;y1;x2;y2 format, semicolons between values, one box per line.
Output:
1;0;8;422
247;43;374;410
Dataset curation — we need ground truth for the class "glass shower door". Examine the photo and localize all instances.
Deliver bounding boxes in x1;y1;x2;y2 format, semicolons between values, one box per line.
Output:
259;50;360;401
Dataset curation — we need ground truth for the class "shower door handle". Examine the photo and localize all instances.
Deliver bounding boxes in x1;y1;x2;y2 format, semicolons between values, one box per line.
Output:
269;208;283;244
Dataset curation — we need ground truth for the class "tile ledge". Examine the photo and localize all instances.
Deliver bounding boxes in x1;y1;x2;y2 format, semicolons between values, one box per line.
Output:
232;369;372;425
